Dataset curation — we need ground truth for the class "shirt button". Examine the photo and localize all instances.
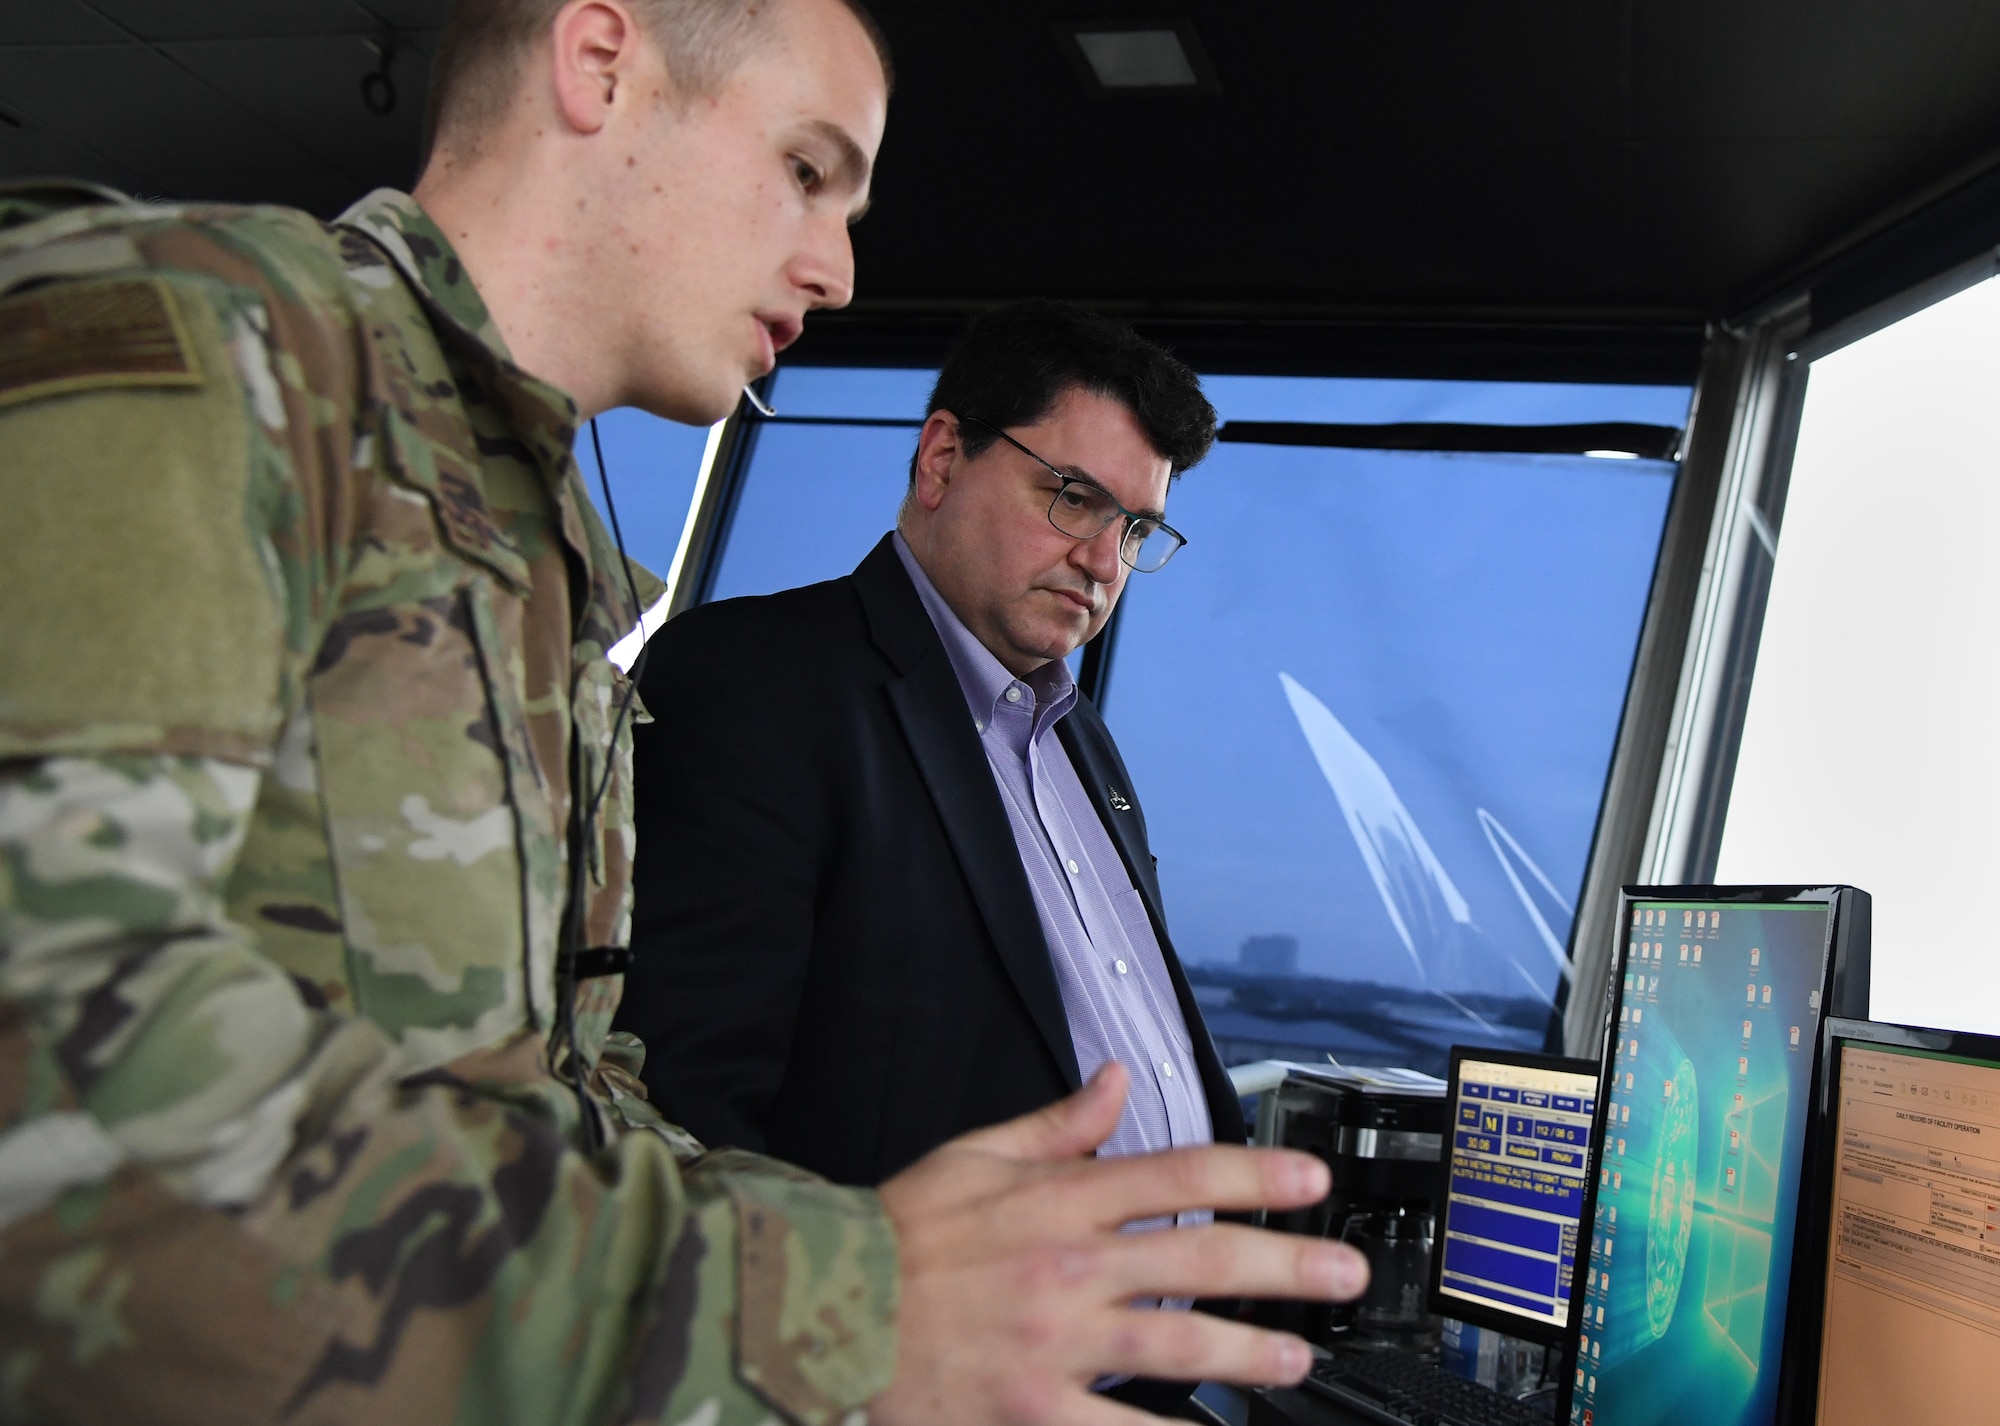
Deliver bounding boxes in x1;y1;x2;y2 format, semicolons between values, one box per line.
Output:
1115;959;1128;975
1004;686;1022;703
1066;858;1079;875
1162;1062;1174;1078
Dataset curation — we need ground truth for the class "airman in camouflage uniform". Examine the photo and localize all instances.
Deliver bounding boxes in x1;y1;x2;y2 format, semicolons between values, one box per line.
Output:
0;0;1370;1418
0;181;893;1425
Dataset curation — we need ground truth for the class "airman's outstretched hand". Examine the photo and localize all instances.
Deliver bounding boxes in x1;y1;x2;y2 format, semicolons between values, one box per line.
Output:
871;1063;1366;1425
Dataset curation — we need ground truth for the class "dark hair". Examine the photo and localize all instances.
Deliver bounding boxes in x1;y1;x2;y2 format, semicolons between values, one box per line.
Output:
920;300;1217;480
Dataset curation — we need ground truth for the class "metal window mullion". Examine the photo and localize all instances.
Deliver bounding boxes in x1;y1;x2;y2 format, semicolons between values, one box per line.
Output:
1638;301;1808;887
657;418;729;612
1560;304;1807;1057
1559;327;1741;1053
1640;352;1774;875
666;389;769;618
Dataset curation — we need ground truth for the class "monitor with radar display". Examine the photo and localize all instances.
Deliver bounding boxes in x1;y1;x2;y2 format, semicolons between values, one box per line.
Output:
1559;885;1869;1426
1806;1019;2000;1426
1430;1047;1599;1343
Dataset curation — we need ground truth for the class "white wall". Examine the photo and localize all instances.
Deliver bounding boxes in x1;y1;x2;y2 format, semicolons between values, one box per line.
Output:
1715;275;2000;1034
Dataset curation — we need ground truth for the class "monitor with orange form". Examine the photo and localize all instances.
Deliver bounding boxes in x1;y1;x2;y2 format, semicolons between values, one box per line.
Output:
1803;1018;2000;1426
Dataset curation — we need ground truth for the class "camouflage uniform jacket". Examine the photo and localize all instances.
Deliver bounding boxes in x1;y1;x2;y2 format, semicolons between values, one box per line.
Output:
0;182;896;1426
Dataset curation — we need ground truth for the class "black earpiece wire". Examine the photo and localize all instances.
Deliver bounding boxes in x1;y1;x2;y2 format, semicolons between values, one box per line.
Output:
556;417;653;1152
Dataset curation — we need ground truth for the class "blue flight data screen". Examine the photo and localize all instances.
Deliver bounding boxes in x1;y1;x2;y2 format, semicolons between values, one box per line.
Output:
1569;899;1833;1426
1439;1058;1599;1331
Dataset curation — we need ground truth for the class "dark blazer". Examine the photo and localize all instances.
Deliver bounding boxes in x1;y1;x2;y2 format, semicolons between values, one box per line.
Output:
617;533;1243;1187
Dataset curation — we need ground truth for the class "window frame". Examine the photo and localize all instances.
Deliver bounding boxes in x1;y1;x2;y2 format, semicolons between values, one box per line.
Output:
671;363;1701;1065
1560;236;2000;1055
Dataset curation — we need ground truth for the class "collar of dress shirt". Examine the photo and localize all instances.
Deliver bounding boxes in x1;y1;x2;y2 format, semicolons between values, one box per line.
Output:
891;530;1077;732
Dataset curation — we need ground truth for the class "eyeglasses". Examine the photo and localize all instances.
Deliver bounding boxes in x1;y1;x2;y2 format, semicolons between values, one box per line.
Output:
959;414;1187;573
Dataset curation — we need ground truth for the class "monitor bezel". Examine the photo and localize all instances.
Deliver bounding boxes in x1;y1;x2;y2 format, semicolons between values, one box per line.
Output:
1553;884;1865;1426
1428;1043;1601;1346
1792;1016;2000;1421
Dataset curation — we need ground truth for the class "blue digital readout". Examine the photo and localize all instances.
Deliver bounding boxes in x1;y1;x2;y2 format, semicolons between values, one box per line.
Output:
1438;1059;1600;1333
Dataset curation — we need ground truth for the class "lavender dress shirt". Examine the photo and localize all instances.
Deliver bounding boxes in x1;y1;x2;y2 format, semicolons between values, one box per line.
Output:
892;536;1213;1179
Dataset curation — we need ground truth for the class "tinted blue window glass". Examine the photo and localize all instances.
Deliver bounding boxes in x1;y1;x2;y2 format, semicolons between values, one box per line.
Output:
577;406;711;583
1108;437;1679;1075
706;423;916;601
768;366;934;420
1203;375;1692;427
702;369;1688;1077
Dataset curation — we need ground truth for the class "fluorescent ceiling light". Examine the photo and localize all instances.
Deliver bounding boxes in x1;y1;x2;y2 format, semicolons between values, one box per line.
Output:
1074;28;1199;88
1583;449;1641;460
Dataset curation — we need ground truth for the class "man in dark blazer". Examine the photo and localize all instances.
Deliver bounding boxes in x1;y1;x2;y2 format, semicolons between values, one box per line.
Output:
617;301;1243;1192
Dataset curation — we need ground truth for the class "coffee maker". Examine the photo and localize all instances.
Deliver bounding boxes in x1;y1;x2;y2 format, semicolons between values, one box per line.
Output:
1244;1063;1446;1345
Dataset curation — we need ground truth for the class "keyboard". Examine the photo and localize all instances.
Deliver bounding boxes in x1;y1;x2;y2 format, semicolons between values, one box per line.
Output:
1302;1349;1552;1426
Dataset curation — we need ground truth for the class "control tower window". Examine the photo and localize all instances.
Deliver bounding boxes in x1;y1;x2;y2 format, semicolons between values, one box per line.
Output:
579;407;711;585
1106;374;1687;1075
596;367;1692;1076
1716;273;2000;1038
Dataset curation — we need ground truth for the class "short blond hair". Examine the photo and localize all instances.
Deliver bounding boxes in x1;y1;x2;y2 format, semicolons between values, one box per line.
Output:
423;0;890;162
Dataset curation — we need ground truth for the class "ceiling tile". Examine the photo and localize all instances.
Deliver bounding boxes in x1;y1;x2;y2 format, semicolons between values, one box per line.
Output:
352;0;451;31
1623;138;1923;305
0;45;338;192
1634;0;1980;140
0;115;150;192
1930;2;2000;142
0;0;127;45
166;36;430;188
6;0;1999;317
81;0;373;42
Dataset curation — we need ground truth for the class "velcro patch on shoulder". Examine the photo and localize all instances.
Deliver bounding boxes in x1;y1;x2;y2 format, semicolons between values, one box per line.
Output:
0;275;201;408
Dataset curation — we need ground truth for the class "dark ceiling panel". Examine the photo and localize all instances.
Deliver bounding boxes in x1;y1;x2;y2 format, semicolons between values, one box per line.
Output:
843;0;2000;324
166;36;432;190
1624;138;1922;291
80;0;377;42
1632;0;1982;140
850;1;1640;314
357;0;453;29
0;111;148;191
849;139;1637;311
1193;2;1622;146
0;44;333;188
1929;3;2000;141
0;0;127;46
0;0;1995;374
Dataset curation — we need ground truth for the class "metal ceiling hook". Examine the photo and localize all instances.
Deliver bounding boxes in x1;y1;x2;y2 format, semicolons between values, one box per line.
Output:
362;38;396;116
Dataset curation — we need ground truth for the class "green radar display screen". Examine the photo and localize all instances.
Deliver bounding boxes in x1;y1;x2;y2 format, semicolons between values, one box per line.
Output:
1567;897;1836;1426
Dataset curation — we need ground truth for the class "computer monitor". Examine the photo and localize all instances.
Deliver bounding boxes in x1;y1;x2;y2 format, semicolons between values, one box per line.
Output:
1429;1046;1600;1344
1800;1018;2000;1426
1559;885;1870;1426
